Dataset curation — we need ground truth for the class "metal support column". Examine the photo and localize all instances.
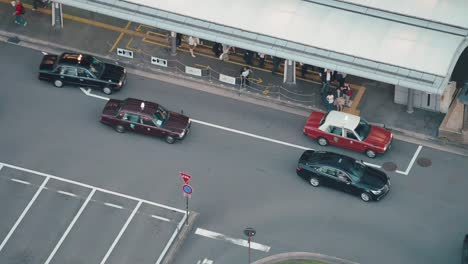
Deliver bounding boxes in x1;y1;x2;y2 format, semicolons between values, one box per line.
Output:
170;32;177;56
283;60;296;84
51;2;63;29
407;88;414;114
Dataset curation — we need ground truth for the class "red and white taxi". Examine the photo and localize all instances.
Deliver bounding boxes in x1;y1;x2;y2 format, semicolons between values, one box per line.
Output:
303;111;392;158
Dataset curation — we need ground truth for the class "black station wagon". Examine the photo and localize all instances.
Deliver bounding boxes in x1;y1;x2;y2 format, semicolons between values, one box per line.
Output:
38;53;127;95
296;150;390;202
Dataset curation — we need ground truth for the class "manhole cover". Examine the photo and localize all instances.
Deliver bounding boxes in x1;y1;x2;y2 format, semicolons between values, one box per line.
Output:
416;157;432;167
382;162;397;172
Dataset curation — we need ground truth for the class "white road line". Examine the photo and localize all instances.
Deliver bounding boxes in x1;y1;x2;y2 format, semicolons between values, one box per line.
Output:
57;190;77;197
104;202;123;209
10;178;31;185
45;189;96;264
155;213;187;264
202;258;214;264
151;215;171;222
100;201;142;264
404;145;423;175
80;87;109;101
195;228;271;252
363;162;381;169
0;161;185;214
0;176;50;253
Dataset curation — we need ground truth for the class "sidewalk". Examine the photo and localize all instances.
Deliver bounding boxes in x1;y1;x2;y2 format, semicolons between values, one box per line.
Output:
1;1;466;154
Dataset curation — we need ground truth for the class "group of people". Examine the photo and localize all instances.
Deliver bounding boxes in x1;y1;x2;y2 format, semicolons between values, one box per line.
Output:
324;81;353;112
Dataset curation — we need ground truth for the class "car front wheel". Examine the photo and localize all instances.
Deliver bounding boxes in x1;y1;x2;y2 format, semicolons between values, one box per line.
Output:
360;192;371;202
309;177;320;187
54;79;63;88
365;149;377;158
165;135;175;144
103;87;112;95
317;137;328;146
114;125;125;133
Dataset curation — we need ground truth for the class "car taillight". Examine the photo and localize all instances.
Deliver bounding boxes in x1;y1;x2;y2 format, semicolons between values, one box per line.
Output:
297;164;303;171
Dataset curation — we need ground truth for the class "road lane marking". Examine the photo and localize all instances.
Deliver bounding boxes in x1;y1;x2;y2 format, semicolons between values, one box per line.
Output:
195;228;271;252
100;200;142;264
151;215;171;222
0;161;185;213
104;202;124;209
57;190;77;197
109;21;132;53
0;176;50;253
403;145;423;175
155;213;188;264
80;87;110;101
45;189;96;264
10;178;31;185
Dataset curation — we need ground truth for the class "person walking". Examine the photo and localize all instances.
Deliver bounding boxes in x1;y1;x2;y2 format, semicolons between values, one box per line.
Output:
240;66;252;87
320;69;332;95
12;0;27;26
343;83;353;107
187;36;199;57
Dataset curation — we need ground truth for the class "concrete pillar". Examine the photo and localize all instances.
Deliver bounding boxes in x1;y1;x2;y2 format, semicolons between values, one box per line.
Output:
283;60;296;84
170;32;177;56
407;88;414;114
51;2;63;29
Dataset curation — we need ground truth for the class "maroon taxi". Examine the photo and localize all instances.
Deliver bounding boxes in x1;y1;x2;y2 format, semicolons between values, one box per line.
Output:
303;111;392;158
100;98;191;144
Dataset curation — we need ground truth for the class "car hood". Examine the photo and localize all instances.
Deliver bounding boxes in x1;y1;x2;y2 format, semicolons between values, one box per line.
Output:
358;167;389;189
305;111;326;128
100;63;125;82
164;112;190;132
364;126;392;147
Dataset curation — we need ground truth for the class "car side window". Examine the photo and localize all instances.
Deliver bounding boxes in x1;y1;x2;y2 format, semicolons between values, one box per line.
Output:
337;170;351;182
61;66;78;77
318;167;337;177
329;126;343;136
141;116;155;126
344;129;359;140
77;68;94;78
123;113;140;123
53;66;63;74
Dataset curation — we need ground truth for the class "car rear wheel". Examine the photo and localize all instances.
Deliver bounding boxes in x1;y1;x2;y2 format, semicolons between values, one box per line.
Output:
53;80;63;88
365;149;377;158
103;87;112;95
165;135;175;144
114;125;125;133
360;192;371;202
317;137;328;146
309;177;320;187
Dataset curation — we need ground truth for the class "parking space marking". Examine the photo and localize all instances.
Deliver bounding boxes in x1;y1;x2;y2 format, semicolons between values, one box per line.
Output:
104;202;124;209
57;190;77;197
44;189;96;264
402;145;423;175
100;200;142;264
151;215;171;222
10;178;31;185
80;88;110;101
0;176;50;253
195;228;271;252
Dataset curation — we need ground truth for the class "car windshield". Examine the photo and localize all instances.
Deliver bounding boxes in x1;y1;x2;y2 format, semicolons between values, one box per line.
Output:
89;57;105;76
153;105;169;124
354;119;371;140
345;160;366;181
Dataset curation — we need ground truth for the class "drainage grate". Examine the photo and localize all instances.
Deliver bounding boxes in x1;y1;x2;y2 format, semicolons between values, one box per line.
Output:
7;36;20;44
416;157;432;167
382;162;397;172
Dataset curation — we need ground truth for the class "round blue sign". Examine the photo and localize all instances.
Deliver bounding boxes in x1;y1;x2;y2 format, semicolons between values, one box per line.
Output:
182;184;193;194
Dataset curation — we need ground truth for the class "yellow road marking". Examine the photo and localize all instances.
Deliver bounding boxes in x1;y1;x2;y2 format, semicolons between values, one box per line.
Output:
194;64;210;69
142;31;166;45
125;37;141;52
109;21;132;53
262;89;270;95
136;24;156;32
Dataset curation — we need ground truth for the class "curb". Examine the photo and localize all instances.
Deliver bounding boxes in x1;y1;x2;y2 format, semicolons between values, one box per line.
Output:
252;252;360;264
1;30;467;156
162;211;199;264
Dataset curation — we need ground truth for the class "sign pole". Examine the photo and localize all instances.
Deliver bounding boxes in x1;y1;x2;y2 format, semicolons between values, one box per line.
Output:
185;195;189;225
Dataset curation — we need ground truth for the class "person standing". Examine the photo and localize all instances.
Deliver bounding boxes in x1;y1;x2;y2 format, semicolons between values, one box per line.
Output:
187;36;199;57
219;44;231;61
343;83;353;107
175;33;182;47
325;91;335;112
320;69;332;95
212;42;222;57
257;53;265;68
12;0;27;26
240;66;252;87
271;56;281;75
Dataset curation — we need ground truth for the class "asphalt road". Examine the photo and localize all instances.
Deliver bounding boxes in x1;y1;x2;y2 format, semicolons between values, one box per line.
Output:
0;41;467;264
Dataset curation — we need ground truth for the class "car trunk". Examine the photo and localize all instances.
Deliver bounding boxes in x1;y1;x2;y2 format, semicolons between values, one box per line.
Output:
39;55;58;71
102;99;122;116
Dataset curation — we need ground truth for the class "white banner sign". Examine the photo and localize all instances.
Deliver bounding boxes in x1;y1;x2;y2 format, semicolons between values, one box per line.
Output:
151;57;167;67
116;48;133;59
185;66;202;76
219;74;236;85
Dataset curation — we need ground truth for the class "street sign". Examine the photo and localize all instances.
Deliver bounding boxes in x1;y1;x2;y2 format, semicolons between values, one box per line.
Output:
182;184;193;195
179;172;192;183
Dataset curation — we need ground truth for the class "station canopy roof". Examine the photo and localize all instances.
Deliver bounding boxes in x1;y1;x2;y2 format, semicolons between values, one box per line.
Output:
57;0;468;95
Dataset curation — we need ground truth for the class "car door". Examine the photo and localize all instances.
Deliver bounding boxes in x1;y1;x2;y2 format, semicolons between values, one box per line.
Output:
121;112;142;133
335;169;359;194
77;68;98;88
139;115;163;137
342;128;365;152
325;125;345;147
60;66;80;86
316;166;340;188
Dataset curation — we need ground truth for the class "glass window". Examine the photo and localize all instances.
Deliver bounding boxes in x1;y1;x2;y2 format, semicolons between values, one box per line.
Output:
318;167;337;177
89;57;104;76
153;106;169;123
77;68;94;78
62;67;77;77
345;129;359;140
337;170;351;182
123;112;140;123
355;119;371;140
330;126;343;136
141;116;155;126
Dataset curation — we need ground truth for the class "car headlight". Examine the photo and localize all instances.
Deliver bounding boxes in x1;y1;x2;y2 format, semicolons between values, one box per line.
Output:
118;81;123;87
370;189;382;195
179;130;185;138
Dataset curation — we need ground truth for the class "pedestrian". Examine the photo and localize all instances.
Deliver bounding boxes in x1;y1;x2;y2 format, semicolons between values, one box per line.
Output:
219;44;231;61
12;0;27;26
257;53;265;68
336;71;347;87
243;50;254;65
212;42;222;57
343;83;353;107
334;96;345;112
187;36;199;57
240;66;252;87
320;69;332;95
271;56;281;75
300;63;309;78
175;33;182;47
325;91;334;112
